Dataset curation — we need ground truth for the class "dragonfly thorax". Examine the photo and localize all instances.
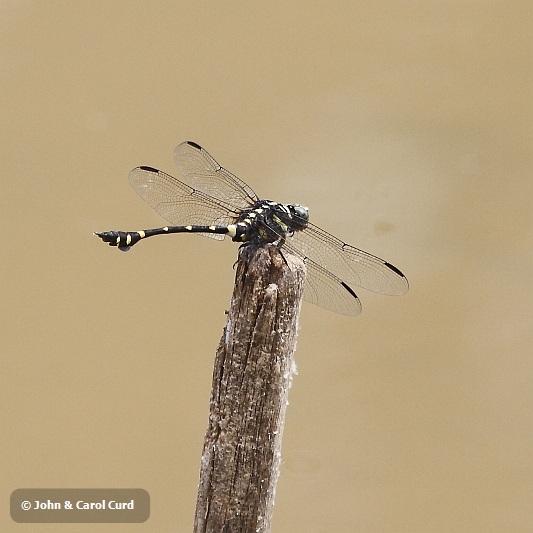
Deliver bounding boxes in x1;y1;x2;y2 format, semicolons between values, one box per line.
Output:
233;200;309;245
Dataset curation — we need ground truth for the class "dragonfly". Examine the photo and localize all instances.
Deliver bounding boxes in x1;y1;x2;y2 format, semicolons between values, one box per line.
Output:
95;141;408;315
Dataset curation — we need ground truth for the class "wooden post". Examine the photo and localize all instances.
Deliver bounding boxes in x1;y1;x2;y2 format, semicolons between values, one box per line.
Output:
193;244;306;533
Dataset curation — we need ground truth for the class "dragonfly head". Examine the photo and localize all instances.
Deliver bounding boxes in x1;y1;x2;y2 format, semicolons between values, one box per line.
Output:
288;204;309;229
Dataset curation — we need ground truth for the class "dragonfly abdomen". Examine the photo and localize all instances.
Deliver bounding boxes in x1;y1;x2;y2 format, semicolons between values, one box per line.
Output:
95;224;245;252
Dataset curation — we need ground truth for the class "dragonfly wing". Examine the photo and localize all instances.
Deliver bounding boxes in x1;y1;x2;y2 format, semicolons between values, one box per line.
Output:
288;222;409;296
284;249;362;315
129;166;239;240
174;141;259;209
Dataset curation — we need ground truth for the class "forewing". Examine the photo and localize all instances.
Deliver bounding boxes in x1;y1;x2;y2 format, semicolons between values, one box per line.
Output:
288;222;409;296
129;166;238;240
174;141;259;209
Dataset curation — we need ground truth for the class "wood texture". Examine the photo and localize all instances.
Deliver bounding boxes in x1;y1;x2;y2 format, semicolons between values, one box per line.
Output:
193;244;306;533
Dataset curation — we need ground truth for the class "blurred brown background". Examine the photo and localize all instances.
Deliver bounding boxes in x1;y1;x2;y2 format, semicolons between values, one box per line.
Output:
1;2;531;532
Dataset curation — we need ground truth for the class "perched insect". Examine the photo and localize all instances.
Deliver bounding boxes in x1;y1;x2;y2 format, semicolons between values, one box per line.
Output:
96;141;408;315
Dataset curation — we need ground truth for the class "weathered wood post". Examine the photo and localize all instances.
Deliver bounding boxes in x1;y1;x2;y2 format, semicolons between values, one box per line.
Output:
193;244;306;533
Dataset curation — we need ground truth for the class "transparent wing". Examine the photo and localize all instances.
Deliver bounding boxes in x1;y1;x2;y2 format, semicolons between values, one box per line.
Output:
299;256;362;315
287;222;409;296
174;141;259;208
129;166;240;240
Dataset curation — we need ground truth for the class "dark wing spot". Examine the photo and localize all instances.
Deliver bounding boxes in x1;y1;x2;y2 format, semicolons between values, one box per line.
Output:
139;165;159;172
384;262;406;278
186;141;202;150
341;281;358;299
